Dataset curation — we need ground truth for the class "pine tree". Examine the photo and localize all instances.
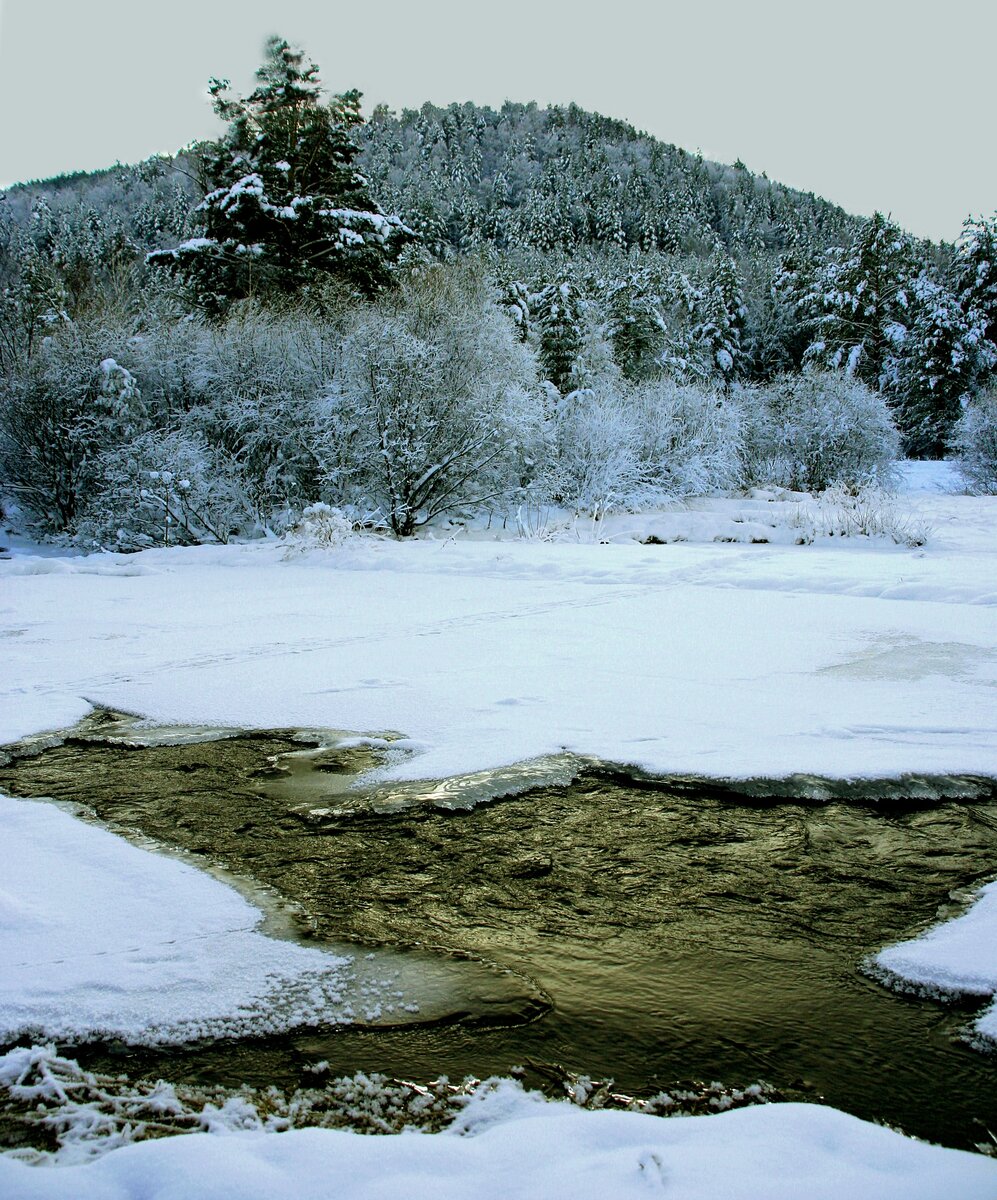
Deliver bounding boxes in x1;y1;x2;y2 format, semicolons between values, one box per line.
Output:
766;241;821;371
149;38;413;312
893;274;995;456
533;280;587;395
692;249;746;384
602;272;667;380
804;213;921;388
949;213;997;352
0;218;67;372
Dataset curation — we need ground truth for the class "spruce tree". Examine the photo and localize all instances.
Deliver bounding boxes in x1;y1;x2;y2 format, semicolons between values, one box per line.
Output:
949;213;997;352
534;280;587;395
894;274;995;456
692;249;746;384
149;38;412;312
804;213;920;389
603;272;667;380
767;241;821;371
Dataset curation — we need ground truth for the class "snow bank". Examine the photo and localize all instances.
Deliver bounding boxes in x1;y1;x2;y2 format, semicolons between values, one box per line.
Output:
0;793;363;1044
1;1086;994;1200
0;554;158;576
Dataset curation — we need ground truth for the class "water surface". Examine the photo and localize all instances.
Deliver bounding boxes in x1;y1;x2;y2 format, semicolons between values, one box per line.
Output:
2;722;995;1150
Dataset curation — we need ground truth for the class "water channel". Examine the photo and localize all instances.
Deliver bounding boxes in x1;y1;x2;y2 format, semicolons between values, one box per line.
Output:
1;715;996;1152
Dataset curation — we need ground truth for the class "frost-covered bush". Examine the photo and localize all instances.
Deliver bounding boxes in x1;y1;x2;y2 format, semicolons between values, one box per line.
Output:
73;430;250;549
631;377;745;498
282;502;357;554
791;485;930;547
328;264;545;536
546;385;641;512
178;310;336;521
540;376;746;513
0;320;148;531
0;306;346;545
951;387;997;494
745;371;900;492
5;269;547;545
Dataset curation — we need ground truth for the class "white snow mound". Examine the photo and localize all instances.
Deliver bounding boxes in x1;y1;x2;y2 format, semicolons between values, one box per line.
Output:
1;1090;995;1200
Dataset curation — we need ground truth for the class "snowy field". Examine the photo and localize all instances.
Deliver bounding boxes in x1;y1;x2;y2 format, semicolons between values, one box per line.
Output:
2;462;997;1196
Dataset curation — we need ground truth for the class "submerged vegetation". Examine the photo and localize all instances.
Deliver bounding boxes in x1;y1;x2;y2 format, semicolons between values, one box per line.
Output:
0;1044;776;1165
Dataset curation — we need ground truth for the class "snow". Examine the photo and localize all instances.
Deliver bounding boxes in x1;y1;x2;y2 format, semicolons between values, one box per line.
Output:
875;878;997;1041
897;459;961;493
2;469;992;783
0;1085;994;1199
0;783;525;1046
318;207;415;243
161;237;213;254
213;173;265;211
2;463;997;1192
0;792;361;1045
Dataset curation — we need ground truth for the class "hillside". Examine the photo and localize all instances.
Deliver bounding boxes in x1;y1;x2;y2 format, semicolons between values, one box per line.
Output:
1;100;865;264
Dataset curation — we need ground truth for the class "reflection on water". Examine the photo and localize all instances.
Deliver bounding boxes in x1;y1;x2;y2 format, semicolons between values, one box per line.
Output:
1;715;996;1151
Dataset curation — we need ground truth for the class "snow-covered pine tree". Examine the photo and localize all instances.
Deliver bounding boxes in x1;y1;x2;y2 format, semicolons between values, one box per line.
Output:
601;272;667;380
765;241;821;373
949;213;997;353
533;280;587;395
148;38;413;312
803;212;921;389
692;249;746;384
892;274;995;457
499;280;532;343
657;271;708;382
0;220;67;372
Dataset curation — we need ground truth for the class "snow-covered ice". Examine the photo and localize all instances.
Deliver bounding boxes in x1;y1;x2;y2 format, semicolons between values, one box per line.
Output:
1;461;996;1193
1;467;993;783
0;792;358;1045
876;877;997;1042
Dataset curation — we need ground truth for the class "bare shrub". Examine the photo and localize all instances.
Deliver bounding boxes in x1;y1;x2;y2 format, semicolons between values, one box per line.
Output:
791;486;930;547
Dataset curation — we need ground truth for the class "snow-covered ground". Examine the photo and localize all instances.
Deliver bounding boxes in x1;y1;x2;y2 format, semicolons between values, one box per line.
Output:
2;462;997;1195
2;1082;996;1200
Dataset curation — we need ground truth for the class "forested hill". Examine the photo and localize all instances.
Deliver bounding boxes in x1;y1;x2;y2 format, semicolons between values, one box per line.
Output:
0;100;866;266
360;102;863;259
2;43;994;552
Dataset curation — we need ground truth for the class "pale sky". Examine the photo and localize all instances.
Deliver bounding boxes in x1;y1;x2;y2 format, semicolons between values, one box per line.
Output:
0;0;993;244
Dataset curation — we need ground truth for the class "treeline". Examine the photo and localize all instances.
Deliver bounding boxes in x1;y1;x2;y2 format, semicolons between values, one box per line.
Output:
0;264;907;547
1;38;996;546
